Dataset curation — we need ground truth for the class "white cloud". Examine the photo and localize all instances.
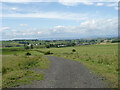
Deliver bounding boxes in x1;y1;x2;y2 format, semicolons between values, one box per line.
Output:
114;7;118;10
1;0;119;4
13;32;34;36
49;18;117;37
1;0;119;3
58;0;98;6
114;7;120;10
10;28;46;36
38;32;42;34
1;18;117;39
0;27;10;30
1;0;48;3
107;3;118;7
52;25;66;33
3;12;88;21
1;0;118;39
57;0;119;7
96;3;104;6
58;0;93;6
11;7;17;10
81;2;94;5
58;0;79;6
20;24;28;26
54;25;65;29
1;0;119;15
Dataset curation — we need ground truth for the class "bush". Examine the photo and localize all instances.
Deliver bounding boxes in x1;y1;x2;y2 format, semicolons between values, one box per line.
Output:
26;52;31;56
24;44;30;50
31;44;34;49
2;66;7;74
44;51;53;55
46;45;50;48
72;49;76;52
14;53;18;56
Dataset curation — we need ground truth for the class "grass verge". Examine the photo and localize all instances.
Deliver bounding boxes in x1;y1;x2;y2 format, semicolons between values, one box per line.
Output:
2;55;50;88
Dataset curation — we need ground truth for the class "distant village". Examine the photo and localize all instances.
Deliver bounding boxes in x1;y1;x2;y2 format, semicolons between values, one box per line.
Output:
2;37;119;48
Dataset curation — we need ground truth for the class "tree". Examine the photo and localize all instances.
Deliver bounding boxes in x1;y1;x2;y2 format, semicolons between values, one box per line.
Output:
27;42;29;45
31;44;34;49
46;45;50;48
25;46;29;50
24;44;29;50
71;43;76;46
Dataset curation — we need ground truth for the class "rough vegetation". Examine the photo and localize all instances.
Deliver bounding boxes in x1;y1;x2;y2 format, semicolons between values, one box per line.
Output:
2;48;50;88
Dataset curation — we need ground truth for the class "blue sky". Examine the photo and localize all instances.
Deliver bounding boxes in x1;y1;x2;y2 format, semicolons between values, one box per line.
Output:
0;0;119;40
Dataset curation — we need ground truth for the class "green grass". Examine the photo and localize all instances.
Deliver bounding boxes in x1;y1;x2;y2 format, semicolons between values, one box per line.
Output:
29;51;44;55
2;44;118;88
3;70;44;87
39;44;118;88
1;47;44;56
2;47;50;88
1;47;25;55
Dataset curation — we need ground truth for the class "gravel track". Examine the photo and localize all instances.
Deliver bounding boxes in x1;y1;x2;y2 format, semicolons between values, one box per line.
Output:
18;56;107;88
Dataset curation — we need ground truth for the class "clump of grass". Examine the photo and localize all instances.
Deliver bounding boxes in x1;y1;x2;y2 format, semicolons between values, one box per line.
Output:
14;71;44;86
97;58;104;64
13;53;18;56
86;57;92;61
2;66;7;75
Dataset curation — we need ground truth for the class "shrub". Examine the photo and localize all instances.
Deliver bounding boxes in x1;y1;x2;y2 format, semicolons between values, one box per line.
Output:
14;53;18;56
31;44;34;49
26;52;31;56
2;66;7;74
72;49;76;52
46;45;50;48
44;51;53;55
98;59;103;64
24;44;30;50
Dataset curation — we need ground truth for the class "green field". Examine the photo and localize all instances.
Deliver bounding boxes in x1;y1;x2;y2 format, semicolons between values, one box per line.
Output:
2;47;50;88
39;44;118;88
1;42;119;88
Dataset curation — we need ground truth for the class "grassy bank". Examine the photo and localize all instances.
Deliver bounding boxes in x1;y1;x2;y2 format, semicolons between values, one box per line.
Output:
39;44;118;88
2;48;50;88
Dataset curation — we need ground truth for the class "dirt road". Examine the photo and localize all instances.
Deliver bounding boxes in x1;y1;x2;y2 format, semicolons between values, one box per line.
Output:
19;56;107;88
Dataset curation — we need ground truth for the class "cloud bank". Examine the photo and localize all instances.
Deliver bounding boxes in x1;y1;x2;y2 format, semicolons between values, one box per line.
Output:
1;18;117;39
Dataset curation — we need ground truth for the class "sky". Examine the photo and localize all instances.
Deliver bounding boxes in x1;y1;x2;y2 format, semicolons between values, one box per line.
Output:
0;0;119;40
